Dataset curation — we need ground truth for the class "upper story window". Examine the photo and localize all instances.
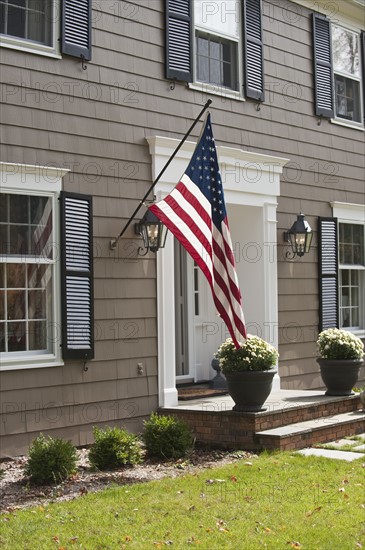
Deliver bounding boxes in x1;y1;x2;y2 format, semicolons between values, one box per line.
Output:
194;0;241;92
0;0;92;60
332;25;362;124
0;0;54;46
0;0;58;56
313;13;364;128
166;0;265;101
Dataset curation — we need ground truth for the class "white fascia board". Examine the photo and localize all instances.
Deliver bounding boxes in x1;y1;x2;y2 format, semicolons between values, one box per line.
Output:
331;201;365;223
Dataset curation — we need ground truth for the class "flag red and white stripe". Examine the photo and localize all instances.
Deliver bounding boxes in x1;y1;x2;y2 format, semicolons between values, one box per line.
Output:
149;114;246;347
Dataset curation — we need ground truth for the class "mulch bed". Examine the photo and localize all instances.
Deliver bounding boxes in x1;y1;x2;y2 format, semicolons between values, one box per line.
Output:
0;447;254;512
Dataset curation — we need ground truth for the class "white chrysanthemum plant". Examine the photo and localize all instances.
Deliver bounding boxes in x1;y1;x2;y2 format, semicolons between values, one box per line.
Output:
216;335;279;374
317;328;364;361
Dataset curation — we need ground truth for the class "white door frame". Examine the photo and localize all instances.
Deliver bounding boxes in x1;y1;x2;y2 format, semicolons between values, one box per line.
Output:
146;136;289;407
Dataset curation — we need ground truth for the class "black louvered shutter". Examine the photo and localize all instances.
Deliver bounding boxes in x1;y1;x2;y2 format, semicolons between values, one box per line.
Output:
243;0;265;101
60;192;94;361
318;218;339;331
312;14;334;117
165;0;192;81
61;0;92;61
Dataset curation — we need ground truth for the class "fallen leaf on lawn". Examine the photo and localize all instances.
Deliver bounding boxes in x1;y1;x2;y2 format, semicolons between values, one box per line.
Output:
79;487;88;496
70;537;78;543
206;528;213;532
165;541;173;545
216;520;227;526
264;527;272;533
356;542;362;548
306;506;322;517
3;518;10;522
287;542;302;549
189;505;195;511
342;479;349;484
343;493;349;499
230;476;237;482
52;536;60;543
338;488;345;492
205;479;214;484
125;536;132;542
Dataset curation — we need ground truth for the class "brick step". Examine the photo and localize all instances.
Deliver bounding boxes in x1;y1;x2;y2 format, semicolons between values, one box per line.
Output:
255;410;365;451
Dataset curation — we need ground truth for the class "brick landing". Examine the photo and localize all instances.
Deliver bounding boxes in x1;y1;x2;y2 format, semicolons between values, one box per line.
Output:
160;390;364;451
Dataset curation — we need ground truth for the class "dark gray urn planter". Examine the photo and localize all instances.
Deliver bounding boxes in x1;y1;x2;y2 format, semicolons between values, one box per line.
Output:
316;358;363;396
224;370;276;412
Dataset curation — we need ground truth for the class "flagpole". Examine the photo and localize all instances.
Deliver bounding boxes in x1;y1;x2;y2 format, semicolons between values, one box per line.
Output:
110;99;212;250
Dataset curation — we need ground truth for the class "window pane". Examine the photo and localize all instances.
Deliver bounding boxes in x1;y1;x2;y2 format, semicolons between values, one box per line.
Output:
7;290;25;320
335;75;361;122
0;194;8;223
210;59;221;84
352;308;359;327
7;264;26;288
7;5;26;39
9;225;29;255
0;290;4;319
7;321;26;351
332;25;360;76
0;322;5;352
29;320;47;350
0;264;4;287
28;289;46;319
10;194;28;223
341;285;349;306
28;264;50;288
341;308;350;327
197;35;209;56
0;4;5;34
195;0;239;38
0;225;9;255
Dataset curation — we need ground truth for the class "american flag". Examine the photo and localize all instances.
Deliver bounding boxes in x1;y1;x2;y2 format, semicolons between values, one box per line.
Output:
149;113;246;347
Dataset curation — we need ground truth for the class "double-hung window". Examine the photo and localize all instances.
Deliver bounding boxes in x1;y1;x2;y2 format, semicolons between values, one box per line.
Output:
0;0;58;56
0;0;92;60
313;14;364;126
166;0;265;101
0;163;94;371
339;223;364;331
332;25;362;124
194;0;241;92
318;205;365;336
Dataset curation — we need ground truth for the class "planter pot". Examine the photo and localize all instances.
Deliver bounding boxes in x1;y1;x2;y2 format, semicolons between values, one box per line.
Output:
316;358;363;396
224;370;276;412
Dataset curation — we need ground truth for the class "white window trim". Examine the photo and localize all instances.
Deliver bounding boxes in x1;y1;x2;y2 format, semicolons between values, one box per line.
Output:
0;162;69;371
331;201;365;337
0;0;61;59
192;1;244;98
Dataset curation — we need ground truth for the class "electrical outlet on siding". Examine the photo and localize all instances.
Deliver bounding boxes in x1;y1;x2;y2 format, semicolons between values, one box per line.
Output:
137;362;144;375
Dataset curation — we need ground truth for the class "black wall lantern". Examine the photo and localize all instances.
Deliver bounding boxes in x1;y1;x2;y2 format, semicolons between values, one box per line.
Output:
135;209;168;255
284;213;313;259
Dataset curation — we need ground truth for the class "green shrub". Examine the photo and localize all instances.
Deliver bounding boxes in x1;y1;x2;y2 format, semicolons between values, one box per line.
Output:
142;413;193;459
24;434;77;485
88;426;142;470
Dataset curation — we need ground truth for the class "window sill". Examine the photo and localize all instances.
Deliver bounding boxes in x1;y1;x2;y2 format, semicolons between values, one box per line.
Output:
0;357;64;371
330;118;365;131
0;36;61;59
188;82;244;102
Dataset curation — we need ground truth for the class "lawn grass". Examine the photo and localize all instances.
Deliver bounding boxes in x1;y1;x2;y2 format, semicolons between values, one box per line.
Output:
1;451;364;550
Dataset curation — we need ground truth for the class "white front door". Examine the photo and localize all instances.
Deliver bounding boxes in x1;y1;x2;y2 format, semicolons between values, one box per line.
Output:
175;243;223;383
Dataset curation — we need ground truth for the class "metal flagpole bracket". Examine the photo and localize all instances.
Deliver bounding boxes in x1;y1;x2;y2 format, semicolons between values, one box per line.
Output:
109;99;213;251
